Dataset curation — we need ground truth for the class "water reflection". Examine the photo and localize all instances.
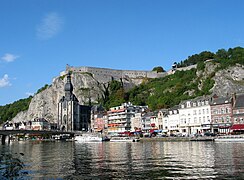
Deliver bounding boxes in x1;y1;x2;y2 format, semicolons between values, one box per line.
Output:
0;141;243;179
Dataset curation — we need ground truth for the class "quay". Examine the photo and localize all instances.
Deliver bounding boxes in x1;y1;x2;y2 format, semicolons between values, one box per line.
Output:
140;136;215;142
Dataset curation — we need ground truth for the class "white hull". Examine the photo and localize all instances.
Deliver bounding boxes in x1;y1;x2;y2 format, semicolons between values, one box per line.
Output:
74;134;102;142
215;135;244;142
110;137;140;142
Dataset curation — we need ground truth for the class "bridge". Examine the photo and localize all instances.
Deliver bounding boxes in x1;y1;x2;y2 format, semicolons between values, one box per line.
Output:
0;130;76;145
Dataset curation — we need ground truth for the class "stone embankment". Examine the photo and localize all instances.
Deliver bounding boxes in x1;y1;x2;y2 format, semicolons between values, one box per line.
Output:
140;136;215;142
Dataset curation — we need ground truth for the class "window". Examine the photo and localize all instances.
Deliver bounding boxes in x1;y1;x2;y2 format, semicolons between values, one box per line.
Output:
221;108;225;114
206;109;209;114
188;111;191;116
194;117;197;123
187;102;191;108
207;116;210;122
214;117;218;123
202;109;205;114
199;109;201;115
226;108;229;113
193;110;196;115
226;116;230;122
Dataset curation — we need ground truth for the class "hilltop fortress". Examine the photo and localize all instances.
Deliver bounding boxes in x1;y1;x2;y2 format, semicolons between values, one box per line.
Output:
61;64;197;84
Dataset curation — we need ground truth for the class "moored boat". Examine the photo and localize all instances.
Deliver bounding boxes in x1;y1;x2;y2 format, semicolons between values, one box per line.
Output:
74;134;102;142
110;136;140;142
214;135;244;142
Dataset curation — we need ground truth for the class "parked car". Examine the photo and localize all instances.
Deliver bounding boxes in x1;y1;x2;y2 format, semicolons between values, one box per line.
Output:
204;132;216;136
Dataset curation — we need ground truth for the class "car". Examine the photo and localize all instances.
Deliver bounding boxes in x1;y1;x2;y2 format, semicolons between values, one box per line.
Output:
204;132;216;136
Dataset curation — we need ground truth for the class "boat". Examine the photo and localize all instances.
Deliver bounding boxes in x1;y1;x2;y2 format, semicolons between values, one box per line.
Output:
214;135;244;142
110;136;140;142
74;134;102;142
102;136;111;141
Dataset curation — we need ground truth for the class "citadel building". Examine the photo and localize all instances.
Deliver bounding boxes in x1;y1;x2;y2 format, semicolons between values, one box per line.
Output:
58;72;91;132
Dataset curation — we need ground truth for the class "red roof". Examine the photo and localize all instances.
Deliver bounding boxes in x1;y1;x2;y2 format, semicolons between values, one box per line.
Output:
230;124;244;130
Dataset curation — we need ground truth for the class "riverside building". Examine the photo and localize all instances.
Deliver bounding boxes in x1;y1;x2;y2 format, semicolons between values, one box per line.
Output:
107;102;148;135
210;95;233;134
178;97;211;135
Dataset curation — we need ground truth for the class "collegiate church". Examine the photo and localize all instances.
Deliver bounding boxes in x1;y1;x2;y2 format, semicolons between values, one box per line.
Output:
57;72;91;132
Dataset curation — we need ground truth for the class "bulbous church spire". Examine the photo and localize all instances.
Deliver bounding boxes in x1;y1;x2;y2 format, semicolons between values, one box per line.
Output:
64;71;78;102
64;71;73;93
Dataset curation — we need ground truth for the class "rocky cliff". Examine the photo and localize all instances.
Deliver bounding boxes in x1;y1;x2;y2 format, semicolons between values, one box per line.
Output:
11;63;244;123
11;70;144;123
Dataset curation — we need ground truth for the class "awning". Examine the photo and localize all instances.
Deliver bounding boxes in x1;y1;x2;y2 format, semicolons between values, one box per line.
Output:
230;124;244;130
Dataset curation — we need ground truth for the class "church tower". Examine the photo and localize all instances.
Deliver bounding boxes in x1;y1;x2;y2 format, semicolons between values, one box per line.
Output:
58;72;80;131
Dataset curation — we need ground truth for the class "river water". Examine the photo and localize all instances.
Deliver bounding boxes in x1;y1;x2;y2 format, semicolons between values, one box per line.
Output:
0;140;244;179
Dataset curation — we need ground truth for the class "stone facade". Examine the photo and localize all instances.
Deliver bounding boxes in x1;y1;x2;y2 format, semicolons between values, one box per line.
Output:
58;73;91;131
65;65;167;84
210;95;232;134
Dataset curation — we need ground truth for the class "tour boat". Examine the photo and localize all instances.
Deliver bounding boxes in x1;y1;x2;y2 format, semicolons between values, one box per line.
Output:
214;135;244;142
74;134;102;142
110;136;140;142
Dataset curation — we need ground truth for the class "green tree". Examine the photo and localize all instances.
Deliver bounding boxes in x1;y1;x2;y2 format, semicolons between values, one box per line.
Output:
152;66;165;73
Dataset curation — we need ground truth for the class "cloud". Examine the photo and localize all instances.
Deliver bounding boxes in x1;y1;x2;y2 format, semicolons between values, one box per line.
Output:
0;74;11;88
1;53;19;62
26;92;34;96
37;12;64;40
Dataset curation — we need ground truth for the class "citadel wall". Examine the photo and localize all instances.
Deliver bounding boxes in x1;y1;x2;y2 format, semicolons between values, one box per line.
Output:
65;65;166;82
62;64;196;83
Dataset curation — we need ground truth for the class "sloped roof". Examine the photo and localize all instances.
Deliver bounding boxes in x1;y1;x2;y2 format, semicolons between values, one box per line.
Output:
234;94;244;108
211;96;232;105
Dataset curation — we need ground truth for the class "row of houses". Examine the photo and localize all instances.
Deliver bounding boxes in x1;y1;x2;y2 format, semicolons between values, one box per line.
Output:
3;118;52;131
91;93;244;136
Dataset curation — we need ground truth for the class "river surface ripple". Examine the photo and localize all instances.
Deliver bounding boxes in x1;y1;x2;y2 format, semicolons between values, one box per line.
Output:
1;141;244;179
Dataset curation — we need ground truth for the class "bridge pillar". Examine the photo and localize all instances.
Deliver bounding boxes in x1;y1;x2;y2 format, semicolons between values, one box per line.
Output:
1;135;10;145
1;135;6;145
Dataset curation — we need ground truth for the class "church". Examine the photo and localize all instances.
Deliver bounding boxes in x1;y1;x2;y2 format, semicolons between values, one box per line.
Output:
57;72;91;132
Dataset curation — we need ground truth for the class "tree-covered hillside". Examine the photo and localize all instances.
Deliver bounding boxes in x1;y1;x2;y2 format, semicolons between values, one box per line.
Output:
0;84;49;124
100;68;211;110
177;46;244;69
0;96;32;124
100;46;244;110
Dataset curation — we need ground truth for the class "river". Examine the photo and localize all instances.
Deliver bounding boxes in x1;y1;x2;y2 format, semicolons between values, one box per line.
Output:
0;140;244;179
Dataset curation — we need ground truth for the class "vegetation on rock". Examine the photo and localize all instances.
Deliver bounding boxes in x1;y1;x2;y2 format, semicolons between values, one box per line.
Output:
152;66;166;72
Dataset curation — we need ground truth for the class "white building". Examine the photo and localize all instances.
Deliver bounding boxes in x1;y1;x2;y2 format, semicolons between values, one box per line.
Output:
178;97;211;135
131;112;143;131
163;107;180;135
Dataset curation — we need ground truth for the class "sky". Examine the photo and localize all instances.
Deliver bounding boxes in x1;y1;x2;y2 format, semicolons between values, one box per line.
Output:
1;0;244;105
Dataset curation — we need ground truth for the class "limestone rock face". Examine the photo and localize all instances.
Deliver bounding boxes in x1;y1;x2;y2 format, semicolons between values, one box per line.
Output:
212;64;244;96
11;71;139;123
